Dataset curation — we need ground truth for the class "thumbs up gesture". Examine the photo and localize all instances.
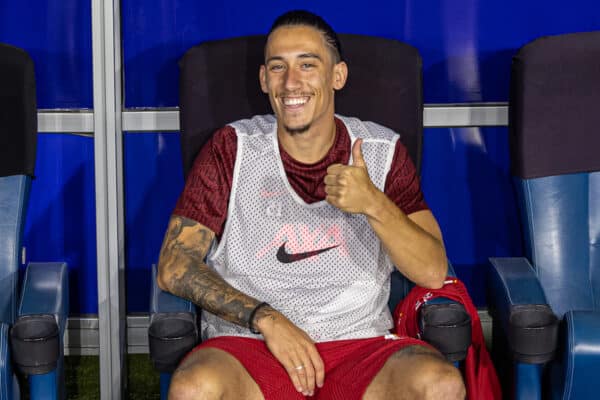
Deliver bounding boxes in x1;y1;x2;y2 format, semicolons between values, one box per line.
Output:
324;138;379;214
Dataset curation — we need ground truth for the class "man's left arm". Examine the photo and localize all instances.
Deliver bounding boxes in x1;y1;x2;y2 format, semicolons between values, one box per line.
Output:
324;139;447;289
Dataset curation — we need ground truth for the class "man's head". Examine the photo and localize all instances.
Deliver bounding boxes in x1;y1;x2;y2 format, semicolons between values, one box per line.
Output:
260;10;348;136
267;10;343;64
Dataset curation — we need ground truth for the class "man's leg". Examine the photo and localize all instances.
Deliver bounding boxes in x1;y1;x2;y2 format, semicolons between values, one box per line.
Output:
362;345;465;400
168;347;264;400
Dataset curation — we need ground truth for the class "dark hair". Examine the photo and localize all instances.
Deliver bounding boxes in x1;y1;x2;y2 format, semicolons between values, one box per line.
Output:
268;10;343;63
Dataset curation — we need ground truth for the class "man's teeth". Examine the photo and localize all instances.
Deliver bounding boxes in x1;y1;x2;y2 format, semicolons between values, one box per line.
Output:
283;97;308;106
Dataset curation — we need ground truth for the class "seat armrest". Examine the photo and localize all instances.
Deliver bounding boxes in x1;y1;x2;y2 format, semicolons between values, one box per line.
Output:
0;323;16;399
488;257;558;363
149;264;198;373
557;311;600;398
17;262;69;327
399;262;471;362
420;300;471;362
420;259;468;362
10;262;68;376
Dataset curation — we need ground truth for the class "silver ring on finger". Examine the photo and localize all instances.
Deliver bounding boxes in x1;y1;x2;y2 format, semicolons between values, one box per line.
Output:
295;365;305;371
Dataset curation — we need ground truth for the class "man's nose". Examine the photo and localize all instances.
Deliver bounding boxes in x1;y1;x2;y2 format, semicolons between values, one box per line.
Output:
283;68;301;91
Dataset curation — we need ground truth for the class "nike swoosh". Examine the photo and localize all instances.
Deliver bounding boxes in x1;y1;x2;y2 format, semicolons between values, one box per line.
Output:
276;241;339;263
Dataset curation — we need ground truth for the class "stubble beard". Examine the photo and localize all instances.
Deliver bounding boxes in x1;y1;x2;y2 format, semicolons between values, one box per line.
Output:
277;91;314;135
283;122;311;135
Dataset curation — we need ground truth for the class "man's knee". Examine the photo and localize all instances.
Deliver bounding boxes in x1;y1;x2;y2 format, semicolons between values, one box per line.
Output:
168;363;226;400
365;346;466;400
415;361;465;400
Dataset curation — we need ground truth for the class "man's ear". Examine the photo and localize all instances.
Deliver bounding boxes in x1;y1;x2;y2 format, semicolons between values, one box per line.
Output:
259;65;268;94
332;61;348;91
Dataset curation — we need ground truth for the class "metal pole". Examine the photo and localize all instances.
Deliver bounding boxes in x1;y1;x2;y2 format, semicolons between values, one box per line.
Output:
91;0;126;398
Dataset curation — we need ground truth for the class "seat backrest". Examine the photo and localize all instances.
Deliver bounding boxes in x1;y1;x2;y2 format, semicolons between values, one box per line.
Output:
509;31;600;317
179;34;423;309
179;34;423;177
0;43;37;324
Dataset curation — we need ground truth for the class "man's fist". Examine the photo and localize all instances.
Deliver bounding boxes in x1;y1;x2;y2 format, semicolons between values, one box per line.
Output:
324;139;378;214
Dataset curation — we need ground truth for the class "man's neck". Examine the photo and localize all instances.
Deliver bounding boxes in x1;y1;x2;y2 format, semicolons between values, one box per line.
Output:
277;118;337;164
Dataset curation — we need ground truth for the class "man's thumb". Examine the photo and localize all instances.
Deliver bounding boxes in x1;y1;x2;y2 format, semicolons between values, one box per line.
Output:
352;139;366;167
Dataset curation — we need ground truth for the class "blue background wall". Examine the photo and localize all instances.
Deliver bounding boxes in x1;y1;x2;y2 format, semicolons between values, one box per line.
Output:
0;1;92;108
1;1;95;313
2;0;599;313
122;0;600;106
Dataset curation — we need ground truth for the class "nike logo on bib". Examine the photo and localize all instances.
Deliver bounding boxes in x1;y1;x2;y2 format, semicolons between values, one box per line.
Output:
276;241;339;263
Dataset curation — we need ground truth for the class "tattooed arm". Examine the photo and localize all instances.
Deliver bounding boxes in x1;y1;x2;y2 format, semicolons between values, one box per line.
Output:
156;214;325;395
157;214;266;326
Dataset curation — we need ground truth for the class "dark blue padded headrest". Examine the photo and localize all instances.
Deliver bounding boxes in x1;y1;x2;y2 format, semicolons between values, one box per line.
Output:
510;31;600;179
0;43;37;178
179;34;423;177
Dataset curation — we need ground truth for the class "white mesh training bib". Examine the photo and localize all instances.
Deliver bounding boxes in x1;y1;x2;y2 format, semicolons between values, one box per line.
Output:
202;115;400;342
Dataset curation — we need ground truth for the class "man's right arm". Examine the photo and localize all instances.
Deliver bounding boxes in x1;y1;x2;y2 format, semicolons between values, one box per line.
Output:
156;214;324;395
157;214;262;327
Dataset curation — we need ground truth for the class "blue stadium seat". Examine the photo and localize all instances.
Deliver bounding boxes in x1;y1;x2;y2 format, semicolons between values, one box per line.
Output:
148;34;471;398
0;43;69;400
487;31;600;399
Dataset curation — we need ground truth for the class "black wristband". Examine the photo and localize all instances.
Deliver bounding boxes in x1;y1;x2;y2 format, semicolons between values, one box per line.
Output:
249;302;270;334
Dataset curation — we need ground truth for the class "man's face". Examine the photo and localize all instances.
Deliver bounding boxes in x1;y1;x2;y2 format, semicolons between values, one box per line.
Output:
260;25;347;135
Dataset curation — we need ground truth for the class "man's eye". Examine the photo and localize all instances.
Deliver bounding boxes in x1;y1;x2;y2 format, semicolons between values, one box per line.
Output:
301;63;315;69
270;64;284;71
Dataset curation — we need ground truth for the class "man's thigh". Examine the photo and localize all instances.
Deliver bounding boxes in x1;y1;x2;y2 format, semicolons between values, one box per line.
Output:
314;336;427;400
171;337;306;400
170;347;264;400
362;345;464;400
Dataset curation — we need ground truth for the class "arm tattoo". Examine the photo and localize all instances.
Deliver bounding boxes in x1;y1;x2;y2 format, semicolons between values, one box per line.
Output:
158;215;261;328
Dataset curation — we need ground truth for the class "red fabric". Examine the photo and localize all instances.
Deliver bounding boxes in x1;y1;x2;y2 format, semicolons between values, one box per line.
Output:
185;335;425;400
393;279;502;400
174;117;428;236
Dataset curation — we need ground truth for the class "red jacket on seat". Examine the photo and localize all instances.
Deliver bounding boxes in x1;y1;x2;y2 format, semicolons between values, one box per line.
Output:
394;278;501;400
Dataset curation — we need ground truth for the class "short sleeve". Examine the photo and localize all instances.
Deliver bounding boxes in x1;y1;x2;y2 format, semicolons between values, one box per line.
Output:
172;126;237;236
384;140;429;215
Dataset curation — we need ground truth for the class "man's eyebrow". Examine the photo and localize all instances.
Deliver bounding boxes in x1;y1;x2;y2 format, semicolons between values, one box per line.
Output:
265;53;323;64
297;53;322;61
265;56;284;64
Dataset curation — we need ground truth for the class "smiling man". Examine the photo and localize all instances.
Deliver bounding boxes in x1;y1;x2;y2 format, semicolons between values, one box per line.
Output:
158;10;465;400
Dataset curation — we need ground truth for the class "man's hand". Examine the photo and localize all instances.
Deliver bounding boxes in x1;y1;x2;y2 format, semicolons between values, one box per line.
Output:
254;307;324;397
324;139;378;214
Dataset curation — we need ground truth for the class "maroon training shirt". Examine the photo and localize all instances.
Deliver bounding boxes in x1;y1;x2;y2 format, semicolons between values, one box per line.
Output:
174;117;427;236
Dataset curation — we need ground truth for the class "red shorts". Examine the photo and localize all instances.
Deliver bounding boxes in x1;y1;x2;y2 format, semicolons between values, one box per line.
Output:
185;335;428;399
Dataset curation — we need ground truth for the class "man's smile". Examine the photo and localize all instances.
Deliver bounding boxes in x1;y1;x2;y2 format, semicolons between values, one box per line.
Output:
281;96;310;107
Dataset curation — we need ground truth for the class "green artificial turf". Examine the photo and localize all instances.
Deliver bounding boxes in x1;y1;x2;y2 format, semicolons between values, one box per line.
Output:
126;354;161;400
64;356;100;399
21;354;161;400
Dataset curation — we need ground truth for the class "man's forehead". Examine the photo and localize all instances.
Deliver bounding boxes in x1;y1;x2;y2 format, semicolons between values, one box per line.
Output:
265;25;329;59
